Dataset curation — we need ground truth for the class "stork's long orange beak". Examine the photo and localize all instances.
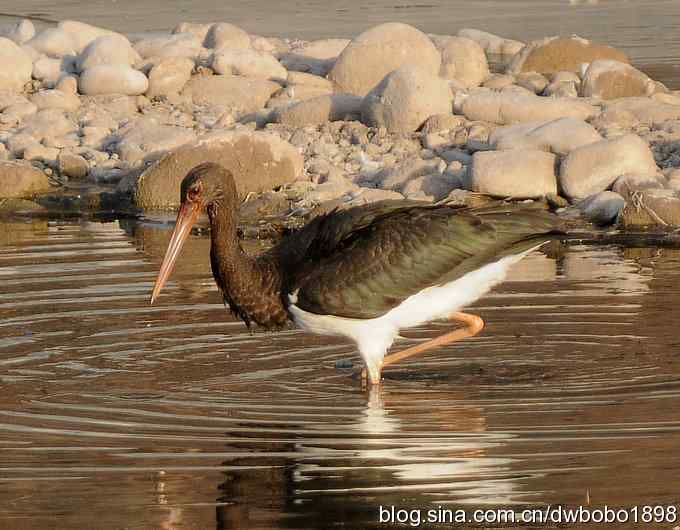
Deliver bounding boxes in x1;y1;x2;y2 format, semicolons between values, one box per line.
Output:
150;201;202;304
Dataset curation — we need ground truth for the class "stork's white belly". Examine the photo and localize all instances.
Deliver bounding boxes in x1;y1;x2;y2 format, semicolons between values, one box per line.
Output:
288;246;541;376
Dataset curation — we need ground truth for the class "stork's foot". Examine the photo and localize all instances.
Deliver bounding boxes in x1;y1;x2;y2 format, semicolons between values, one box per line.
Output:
369;312;485;384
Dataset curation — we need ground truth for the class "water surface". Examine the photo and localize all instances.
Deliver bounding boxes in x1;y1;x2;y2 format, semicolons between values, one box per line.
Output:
1;218;680;529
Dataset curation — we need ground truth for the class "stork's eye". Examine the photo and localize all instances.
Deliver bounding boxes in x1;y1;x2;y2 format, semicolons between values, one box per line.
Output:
187;185;201;202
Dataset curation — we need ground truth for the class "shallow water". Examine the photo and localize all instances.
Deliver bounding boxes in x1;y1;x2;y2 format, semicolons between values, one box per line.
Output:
1;217;680;529
4;0;680;87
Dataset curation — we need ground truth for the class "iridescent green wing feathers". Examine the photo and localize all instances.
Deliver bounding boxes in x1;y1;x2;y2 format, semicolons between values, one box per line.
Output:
275;201;560;319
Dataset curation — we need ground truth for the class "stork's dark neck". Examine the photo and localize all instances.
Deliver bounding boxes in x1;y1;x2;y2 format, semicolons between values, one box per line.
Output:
207;201;253;280
206;200;289;329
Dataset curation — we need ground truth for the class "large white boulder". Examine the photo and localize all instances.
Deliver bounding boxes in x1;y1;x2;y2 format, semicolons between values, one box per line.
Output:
559;134;658;200
275;95;362;126
0;161;51;198
211;48;287;80
601;97;680;126
133;33;202;60
466;149;557;198
114;119;197;164
361;66;452;133
132;131;303;210
0;38;32;93
146;57;194;97
58;20;122;52
181;75;280;116
25;28;78;57
433;36;489;88
328;23;441;96
172;22;212;43
0;19;35;44
490;117;602;155
458;90;598;124
204;23;251;49
457;28;524;57
506;35;629;75
581;60;653;100
30;89;81;111
79;65;149;96
279;38;349;76
77;35;140;72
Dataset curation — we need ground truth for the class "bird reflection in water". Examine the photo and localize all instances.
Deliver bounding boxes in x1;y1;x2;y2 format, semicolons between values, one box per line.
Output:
214;386;522;530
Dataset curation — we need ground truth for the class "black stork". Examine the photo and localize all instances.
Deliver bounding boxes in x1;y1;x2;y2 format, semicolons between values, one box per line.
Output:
151;162;560;385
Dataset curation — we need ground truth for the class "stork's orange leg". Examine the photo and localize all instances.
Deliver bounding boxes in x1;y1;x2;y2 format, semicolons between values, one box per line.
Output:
361;312;485;385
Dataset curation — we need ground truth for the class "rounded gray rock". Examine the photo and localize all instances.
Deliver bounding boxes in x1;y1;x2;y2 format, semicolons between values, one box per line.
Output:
79;65;149;96
361;66;452;133
77;34;140;72
466;149;557;199
434;36;489;88
328;23;441;96
579;191;625;225
581;60;652;100
146;57;194;98
204;23;251;49
0;38;32;92
559;134;658;200
0;160;51;198
211;48;287;80
132;131;303;210
276;95;363;127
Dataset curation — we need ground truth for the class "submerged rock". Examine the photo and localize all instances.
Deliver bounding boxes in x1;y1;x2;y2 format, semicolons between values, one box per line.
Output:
620;188;680;227
579;191;625;225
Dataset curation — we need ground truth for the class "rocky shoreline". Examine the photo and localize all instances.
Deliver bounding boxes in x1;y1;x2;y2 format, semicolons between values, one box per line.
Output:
2;18;680;233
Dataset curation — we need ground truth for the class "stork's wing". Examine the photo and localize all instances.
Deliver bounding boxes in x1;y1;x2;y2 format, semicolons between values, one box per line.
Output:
286;203;560;319
271;199;435;267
